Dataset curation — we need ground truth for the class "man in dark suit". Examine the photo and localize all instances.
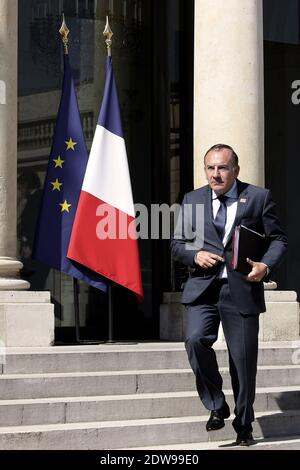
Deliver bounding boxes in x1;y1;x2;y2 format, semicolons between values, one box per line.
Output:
171;144;287;446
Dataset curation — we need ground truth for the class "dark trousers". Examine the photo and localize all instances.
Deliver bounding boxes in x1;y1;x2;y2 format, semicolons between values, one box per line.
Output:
184;279;259;432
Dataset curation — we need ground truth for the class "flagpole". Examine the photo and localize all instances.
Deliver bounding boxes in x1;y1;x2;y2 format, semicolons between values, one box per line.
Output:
103;16;115;343
103;15;113;57
59;14;104;344
59;13;69;55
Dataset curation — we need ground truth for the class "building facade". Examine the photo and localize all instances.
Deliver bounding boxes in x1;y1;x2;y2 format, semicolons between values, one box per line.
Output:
0;0;299;345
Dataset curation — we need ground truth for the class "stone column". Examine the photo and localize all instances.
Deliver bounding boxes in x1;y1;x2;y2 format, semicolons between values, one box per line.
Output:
0;0;29;290
194;0;264;188
0;1;54;346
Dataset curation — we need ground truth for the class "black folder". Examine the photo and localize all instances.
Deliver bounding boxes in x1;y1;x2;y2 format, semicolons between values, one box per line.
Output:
232;225;266;274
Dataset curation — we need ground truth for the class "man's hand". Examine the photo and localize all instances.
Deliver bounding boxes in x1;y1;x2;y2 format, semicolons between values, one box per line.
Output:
195;251;224;269
246;258;268;282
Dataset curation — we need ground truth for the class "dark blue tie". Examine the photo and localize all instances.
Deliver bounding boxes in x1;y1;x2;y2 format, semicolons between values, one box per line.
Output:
213;195;227;240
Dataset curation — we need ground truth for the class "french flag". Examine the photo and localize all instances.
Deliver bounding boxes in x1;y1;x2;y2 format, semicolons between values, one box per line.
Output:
67;57;143;301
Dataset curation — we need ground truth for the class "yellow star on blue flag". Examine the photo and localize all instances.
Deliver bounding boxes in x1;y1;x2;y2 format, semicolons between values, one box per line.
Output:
60;200;71;213
51;179;62;191
65;137;77;151
53;156;65;168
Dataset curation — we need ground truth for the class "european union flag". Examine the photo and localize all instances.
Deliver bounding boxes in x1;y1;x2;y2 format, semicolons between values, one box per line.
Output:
33;54;107;292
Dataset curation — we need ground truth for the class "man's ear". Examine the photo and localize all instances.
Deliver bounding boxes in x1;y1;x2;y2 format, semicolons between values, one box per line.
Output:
235;165;240;177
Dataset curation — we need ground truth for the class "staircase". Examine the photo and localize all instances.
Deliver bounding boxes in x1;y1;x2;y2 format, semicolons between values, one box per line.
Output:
0;341;300;449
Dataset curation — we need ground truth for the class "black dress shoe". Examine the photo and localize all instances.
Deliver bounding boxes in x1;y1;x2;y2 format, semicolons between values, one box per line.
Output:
206;403;230;431
235;430;255;446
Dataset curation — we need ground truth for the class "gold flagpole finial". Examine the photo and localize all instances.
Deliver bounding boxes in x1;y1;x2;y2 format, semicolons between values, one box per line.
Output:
103;16;113;56
59;13;70;55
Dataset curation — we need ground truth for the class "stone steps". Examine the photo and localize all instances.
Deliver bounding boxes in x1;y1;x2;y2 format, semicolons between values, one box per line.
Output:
0;365;300;399
0;386;299;427
2;341;300;373
131;435;300;450
0;341;299;449
0;410;300;450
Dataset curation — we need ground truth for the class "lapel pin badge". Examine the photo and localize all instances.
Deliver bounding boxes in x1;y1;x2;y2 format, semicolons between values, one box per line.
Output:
240;198;247;203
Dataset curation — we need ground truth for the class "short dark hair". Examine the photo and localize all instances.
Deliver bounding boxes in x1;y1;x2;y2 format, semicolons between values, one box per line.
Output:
204;144;239;166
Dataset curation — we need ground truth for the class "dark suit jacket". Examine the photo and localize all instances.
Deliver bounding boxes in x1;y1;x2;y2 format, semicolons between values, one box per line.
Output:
171;180;287;314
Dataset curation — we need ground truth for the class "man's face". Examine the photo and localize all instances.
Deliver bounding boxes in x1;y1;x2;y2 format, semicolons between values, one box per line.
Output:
204;149;240;195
